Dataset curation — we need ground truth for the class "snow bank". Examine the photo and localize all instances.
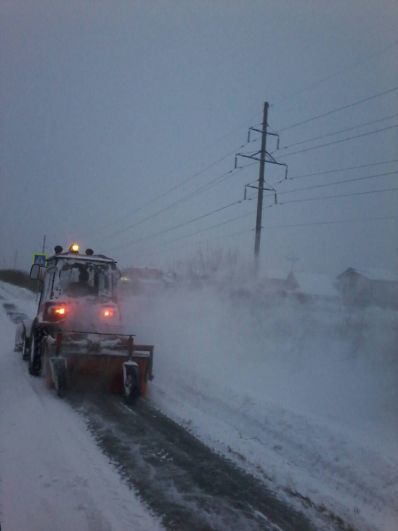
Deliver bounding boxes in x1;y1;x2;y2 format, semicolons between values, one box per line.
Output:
0;280;38;315
121;280;398;531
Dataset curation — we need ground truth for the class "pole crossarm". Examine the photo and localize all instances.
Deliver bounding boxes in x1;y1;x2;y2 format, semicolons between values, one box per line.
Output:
244;184;278;204
265;153;289;179
248;127;280;149
234;151;260;167
235;151;288;179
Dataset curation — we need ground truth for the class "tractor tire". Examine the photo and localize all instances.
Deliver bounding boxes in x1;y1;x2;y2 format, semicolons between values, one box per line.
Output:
56;367;67;398
123;365;140;404
42;344;54;389
22;334;31;361
28;333;41;376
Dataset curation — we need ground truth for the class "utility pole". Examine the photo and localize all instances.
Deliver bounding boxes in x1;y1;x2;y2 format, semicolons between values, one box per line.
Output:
42;234;46;254
254;102;269;267
235;102;288;273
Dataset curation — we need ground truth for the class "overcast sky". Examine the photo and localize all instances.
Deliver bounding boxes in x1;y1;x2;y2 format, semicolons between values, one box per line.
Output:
1;0;397;275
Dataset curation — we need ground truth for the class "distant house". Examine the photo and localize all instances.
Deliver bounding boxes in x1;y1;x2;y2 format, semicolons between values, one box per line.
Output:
291;272;339;302
336;268;398;309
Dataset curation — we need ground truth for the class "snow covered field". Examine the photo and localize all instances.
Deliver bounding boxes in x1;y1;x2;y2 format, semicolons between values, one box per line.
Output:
0;282;162;531
122;279;398;531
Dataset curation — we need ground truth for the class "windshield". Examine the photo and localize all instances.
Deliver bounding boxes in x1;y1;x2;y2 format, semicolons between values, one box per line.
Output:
58;260;113;298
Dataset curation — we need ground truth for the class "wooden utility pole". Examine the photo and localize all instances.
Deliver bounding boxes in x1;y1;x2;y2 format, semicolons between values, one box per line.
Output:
254;102;269;268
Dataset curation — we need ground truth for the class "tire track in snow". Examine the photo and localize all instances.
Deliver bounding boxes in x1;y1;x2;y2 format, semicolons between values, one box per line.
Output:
71;393;316;531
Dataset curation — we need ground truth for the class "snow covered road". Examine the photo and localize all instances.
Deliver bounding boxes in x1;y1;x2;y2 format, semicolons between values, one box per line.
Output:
0;284;162;531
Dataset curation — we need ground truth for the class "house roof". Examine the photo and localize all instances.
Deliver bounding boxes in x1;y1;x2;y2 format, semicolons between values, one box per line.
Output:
357;268;398;282
338;267;398;282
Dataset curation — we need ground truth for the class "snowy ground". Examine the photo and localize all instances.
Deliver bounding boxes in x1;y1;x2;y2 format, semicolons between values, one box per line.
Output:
1;278;397;530
121;279;398;531
0;282;163;531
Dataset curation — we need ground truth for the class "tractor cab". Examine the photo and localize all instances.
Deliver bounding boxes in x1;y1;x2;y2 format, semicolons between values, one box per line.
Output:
31;243;121;331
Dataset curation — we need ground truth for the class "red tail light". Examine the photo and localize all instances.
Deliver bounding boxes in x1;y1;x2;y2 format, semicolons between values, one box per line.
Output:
44;302;68;322
101;306;117;319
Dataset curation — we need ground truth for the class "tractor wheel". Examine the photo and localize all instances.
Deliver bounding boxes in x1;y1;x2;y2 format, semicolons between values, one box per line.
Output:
123;364;140;404
22;334;31;361
28;333;41;376
42;344;54;389
55;366;67;398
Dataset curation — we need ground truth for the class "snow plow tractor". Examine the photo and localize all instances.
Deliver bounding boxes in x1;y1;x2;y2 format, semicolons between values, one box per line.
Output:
15;243;154;401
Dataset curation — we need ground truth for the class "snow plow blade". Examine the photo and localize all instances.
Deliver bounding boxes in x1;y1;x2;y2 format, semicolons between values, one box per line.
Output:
42;331;154;401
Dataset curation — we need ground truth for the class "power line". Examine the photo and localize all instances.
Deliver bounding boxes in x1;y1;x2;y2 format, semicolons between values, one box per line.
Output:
92;141;249;237
278;186;398;206
128;210;256;251
273;38;398;110
277;85;398;133
108;198;245;251
168;212;398;243
266;215;398;230
112;176;398;253
197;161;258;196
289;159;398;180
279;112;398;151
129;226;255;263
125;213;398;262
275;170;398;195
105;159;258;242
104;163;247;241
129;187;398;249
279;124;398;158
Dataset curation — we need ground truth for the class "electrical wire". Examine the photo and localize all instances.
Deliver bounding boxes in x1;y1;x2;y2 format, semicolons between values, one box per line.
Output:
124;213;398;261
278;124;398;158
104;165;244;241
128;226;255;262
279;112;398;151
104;159;258;242
278;186;398;206
265;215;398;230
92;141;250;237
275;170;398;195
273;38;398;110
108;198;245;251
289;159;398;180
277;85;398;133
127;210;256;251
110;170;398;253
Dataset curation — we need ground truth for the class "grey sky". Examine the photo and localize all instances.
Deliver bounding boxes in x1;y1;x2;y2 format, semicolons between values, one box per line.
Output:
1;0;397;274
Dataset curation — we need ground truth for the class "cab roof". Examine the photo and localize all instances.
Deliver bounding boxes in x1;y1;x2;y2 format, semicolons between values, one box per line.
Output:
47;251;117;265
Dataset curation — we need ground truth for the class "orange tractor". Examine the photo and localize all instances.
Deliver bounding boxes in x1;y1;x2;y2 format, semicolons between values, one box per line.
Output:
16;243;154;401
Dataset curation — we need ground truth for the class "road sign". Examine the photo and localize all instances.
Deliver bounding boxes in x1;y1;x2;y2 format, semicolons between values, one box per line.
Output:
32;253;47;266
